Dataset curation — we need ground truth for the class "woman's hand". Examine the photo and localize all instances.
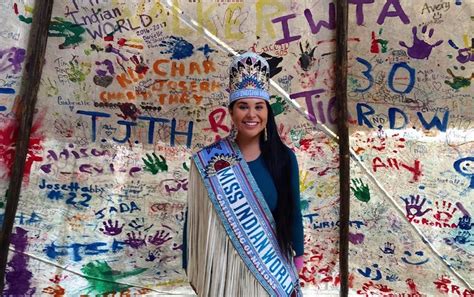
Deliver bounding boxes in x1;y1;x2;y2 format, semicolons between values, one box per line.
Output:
293;255;304;273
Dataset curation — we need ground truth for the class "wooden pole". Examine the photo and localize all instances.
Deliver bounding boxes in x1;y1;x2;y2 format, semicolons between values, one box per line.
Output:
0;0;54;291
336;0;349;296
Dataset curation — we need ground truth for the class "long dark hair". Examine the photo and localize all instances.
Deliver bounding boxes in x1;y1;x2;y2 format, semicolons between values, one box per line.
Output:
229;101;294;257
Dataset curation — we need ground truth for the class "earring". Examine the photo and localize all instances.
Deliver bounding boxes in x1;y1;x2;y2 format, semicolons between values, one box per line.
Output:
229;124;238;142
264;127;268;142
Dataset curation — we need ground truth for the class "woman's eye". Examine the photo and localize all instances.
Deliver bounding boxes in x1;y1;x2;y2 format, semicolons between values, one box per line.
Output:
238;105;248;110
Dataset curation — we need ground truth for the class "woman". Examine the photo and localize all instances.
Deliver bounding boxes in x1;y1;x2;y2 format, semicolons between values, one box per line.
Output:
185;52;304;296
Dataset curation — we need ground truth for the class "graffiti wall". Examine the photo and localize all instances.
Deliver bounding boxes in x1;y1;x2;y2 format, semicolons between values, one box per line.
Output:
1;0;340;295
2;0;471;295
348;0;473;296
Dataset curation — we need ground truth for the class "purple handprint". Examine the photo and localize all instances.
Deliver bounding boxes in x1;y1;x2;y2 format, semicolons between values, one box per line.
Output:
399;26;443;59
401;195;432;220
0;47;26;74
148;230;172;247
99;219;124;236
125;231;147;249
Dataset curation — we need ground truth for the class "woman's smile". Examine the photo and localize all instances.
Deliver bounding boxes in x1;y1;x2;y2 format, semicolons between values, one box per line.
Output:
242;120;260;128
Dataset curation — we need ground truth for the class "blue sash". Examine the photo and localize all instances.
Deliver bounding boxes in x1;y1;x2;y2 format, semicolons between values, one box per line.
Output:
193;137;302;296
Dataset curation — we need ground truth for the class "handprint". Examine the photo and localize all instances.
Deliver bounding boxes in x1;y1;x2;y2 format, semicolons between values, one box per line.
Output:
128;217;146;230
270;95;288;116
44;78;59;96
298;40;317;71
433;200;457;222
142;153;168;174
445;67;473;90
66;58;91;83
145;249;161;262
148;229;172;247
99;219;124;236
351;178;371;202
379;242;395;254
454;230;471;245
125;231;146;249
385;273;400;282
0;47;26;74
54;118;73;138
48;17;86;49
130;55;149;74
400;195;432;219
159;36;194;60
399;25;443;59
42;285;65;296
80;261;146;294
458;215;472;230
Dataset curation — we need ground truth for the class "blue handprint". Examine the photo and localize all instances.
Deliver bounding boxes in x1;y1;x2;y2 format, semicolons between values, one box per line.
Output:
159;36;194;60
399;26;443;59
379;242;395;254
458;215;473;230
454;231;471;245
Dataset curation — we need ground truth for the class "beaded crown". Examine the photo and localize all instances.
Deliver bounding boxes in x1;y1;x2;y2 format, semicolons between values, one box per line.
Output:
229;52;270;104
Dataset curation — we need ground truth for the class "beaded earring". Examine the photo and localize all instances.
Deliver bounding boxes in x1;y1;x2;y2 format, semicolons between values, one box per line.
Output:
229;124;238;142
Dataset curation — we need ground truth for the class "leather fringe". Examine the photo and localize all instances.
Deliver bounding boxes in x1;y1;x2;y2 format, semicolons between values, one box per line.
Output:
187;162;269;297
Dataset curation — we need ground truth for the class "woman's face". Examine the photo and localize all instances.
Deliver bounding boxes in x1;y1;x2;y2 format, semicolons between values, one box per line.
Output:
229;98;268;141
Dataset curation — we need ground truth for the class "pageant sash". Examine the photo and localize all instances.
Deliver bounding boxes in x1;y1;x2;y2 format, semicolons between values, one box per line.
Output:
193;138;302;297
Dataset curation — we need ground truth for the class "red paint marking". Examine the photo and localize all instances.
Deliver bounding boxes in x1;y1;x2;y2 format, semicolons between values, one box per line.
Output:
203;108;229;134
0;120;19;179
318;167;330;176
117;38;127;46
13;3;18;15
104;35;114;41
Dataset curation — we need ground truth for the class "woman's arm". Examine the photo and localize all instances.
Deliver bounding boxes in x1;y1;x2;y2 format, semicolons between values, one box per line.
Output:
288;149;304;258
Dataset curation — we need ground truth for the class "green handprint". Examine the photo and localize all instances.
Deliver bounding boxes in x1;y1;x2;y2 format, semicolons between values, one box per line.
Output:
270;95;288;116
48;17;86;49
81;261;146;294
142;153;168;174
290;129;304;147
445;68;473;90
351;178;371;202
44;78;58;96
67;60;91;83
